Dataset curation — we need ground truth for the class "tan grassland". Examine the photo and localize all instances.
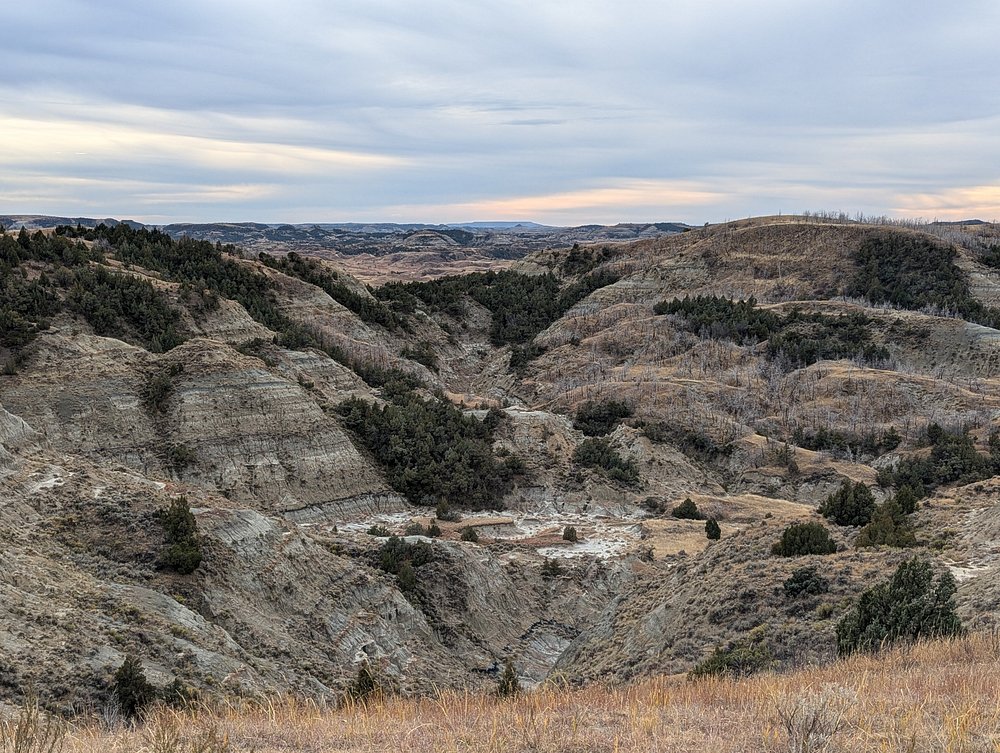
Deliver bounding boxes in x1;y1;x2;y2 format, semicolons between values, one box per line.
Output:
49;634;1000;753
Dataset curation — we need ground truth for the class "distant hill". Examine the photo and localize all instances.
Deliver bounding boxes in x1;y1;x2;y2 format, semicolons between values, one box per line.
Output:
0;214;691;254
0;215;694;283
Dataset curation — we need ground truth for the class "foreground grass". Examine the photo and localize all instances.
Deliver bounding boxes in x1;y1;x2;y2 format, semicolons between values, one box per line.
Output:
57;634;1000;753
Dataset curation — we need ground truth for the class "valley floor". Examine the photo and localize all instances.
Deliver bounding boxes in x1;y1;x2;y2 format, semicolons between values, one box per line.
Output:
57;633;1000;753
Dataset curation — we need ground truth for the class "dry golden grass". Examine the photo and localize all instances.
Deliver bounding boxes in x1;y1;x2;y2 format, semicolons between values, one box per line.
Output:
60;634;1000;753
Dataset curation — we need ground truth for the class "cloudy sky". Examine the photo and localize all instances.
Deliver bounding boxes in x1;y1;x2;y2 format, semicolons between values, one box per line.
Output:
2;0;999;225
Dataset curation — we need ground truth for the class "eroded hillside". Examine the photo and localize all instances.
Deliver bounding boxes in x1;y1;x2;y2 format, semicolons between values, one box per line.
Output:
2;216;1000;709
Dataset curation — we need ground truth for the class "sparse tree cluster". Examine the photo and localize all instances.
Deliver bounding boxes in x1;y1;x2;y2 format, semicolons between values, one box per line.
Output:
260;251;407;331
654;294;890;368
878;423;999;499
376;269;619;371
572;437;640;487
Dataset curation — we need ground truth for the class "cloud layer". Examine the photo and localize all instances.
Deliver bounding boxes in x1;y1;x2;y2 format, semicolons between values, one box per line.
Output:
2;0;998;223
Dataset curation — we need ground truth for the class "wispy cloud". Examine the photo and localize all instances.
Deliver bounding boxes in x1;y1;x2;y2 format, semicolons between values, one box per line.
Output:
1;0;999;222
385;180;723;224
893;185;1000;221
0;114;407;174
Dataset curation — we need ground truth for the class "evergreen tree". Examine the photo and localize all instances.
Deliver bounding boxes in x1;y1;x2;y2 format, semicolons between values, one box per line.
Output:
157;496;202;574
894;486;919;515
672;498;704;520
705;518;721;540
771;521;837;556
819;480;876;527
836;559;963;655
855;499;917;548
111;655;157;719
783;566;829;598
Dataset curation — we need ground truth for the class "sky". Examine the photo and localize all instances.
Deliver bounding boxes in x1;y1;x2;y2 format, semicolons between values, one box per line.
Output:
2;0;999;225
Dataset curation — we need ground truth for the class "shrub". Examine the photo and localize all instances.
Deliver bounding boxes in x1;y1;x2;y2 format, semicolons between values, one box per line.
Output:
435;501;462;522
573;399;633;436
403;521;442;538
143;370;176;415
836;558;963;655
772;522;837;556
160;678;197;708
396;561;417;592
671;498;704;520
705;518;721;540
347;661;382;703
541;558;563;578
367;525;391;537
378;536;432;574
689;630;773;679
818;480;876;527
562;526;578;542
157;496;202;574
111;655;157;719
641;496;666;514
783;566;829;598
166;442;196;473
496;659;520;698
460;527;479;543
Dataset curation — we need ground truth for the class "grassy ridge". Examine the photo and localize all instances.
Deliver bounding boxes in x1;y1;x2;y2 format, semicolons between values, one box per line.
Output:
57;634;1000;753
